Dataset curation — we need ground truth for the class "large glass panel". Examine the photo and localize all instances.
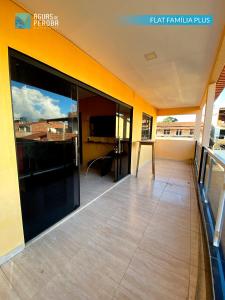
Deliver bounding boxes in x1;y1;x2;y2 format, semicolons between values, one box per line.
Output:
10;54;80;241
220;208;225;253
203;155;224;219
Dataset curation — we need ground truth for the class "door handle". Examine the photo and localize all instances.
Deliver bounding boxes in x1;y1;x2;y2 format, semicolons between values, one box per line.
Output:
75;135;79;167
118;137;121;154
118;138;123;154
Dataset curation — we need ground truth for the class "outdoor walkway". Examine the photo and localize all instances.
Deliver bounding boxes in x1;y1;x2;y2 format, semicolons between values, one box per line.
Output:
0;159;204;300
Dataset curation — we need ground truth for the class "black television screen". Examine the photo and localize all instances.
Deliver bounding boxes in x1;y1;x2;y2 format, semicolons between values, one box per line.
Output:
90;116;116;137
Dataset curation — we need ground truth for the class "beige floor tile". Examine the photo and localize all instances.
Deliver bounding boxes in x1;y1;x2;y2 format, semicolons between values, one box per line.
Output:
111;205;156;224
66;243;129;283
140;222;191;264
165;183;190;197
190;196;199;214
160;190;190;208
2;245;61;300
0;159;204;300
188;265;212;300
80;170;115;207
155;174;170;183
191;212;201;233
116;257;188;300
0;270;21;300
131;247;189;279
109;211;149;231
2;261;44;300
169;177;192;187
190;230;200;269
149;210;191;233
156;201;191;230
90;226;138;262
106;217;147;244
33;256;118;300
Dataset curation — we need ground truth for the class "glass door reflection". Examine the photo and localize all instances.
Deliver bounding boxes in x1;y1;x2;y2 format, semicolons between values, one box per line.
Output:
10;55;80;241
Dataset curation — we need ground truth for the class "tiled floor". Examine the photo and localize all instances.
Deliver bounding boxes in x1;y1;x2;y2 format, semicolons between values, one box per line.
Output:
0;159;203;300
80;169;115;206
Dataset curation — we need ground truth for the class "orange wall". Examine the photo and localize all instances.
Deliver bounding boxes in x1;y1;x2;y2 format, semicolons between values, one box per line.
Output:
0;0;157;258
157;106;200;116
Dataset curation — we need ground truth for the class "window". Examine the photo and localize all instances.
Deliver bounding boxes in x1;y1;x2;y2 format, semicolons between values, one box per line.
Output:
190;129;194;135
163;129;170;135
141;113;153;140
176;129;182;136
18;124;31;132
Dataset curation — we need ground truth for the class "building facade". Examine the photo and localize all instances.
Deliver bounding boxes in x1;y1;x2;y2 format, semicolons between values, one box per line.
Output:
156;121;195;138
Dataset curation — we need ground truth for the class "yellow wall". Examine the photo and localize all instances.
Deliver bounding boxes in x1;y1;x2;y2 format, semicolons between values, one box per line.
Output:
0;0;157;257
155;138;195;161
157;106;200;116
0;44;24;257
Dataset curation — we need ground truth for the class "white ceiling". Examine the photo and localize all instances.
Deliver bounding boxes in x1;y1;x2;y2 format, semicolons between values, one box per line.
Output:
17;0;225;109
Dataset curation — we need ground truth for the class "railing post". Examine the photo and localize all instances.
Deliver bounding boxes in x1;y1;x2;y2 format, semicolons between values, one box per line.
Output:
199;148;207;184
213;171;225;247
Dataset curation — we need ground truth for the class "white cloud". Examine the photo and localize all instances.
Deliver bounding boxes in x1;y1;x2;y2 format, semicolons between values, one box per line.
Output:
12;85;65;120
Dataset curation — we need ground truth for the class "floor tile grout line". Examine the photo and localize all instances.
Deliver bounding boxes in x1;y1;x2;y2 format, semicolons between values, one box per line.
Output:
1;266;24;300
135;176;193;298
136;243;191;271
4;170;157;299
0;175;132;300
111;179;169;300
1;162;198;300
26;174;131;248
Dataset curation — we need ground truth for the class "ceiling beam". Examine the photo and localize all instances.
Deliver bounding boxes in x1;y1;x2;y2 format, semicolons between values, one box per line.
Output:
157;106;200;116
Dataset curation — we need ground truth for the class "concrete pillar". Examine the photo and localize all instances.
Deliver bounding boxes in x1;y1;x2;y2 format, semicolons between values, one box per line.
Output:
194;110;202;142
202;83;216;148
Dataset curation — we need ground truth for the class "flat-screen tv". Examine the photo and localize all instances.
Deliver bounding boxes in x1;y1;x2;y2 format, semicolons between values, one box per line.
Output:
90;116;116;137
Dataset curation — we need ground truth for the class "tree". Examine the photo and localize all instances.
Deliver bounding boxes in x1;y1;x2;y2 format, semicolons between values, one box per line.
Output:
162;116;178;122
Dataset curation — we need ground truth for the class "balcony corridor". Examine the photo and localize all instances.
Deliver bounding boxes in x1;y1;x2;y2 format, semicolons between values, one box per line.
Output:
0;159;206;300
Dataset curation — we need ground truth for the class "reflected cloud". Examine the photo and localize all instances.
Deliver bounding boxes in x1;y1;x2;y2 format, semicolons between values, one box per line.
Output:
12;85;66;121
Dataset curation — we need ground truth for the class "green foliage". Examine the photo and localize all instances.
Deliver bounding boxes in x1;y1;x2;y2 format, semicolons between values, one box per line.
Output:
162;116;178;122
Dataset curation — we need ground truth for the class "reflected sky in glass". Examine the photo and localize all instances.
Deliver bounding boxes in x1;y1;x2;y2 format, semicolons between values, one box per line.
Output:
11;80;77;122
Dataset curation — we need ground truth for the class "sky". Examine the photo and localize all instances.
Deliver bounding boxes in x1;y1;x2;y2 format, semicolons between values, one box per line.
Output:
11;80;77;121
157;114;196;122
157;88;225;123
214;87;225;109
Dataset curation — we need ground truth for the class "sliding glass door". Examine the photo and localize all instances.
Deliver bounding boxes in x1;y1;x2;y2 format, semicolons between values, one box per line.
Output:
9;52;80;241
115;104;132;181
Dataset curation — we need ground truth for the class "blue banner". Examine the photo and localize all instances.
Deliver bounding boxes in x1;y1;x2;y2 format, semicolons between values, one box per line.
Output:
122;15;213;26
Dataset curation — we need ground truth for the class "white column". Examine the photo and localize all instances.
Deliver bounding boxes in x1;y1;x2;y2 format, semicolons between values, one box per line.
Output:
202;83;216;147
194;110;202;141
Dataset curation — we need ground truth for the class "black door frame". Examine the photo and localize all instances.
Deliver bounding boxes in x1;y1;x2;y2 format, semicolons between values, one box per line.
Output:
9;49;133;177
8;47;134;241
